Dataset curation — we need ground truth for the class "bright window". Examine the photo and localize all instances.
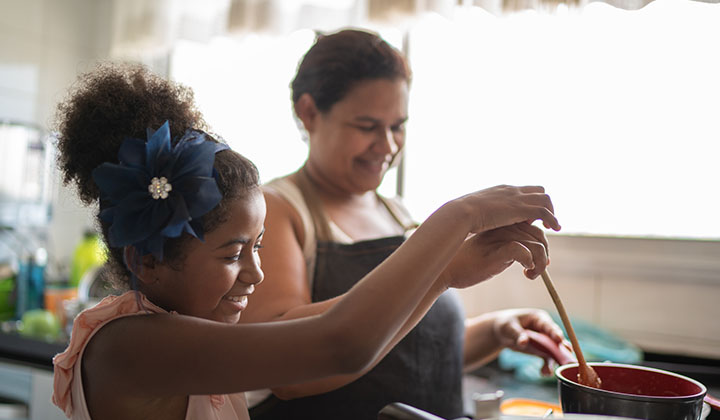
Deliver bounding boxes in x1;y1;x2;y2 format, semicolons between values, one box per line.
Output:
404;1;720;239
171;0;720;240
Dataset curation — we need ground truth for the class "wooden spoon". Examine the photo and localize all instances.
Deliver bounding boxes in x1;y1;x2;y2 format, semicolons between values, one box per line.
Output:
540;270;602;388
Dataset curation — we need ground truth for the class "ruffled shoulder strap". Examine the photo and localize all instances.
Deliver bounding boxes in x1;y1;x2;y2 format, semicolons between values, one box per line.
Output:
52;291;165;417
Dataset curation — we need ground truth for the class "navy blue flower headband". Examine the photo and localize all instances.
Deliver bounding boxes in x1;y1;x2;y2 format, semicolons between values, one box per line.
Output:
92;121;228;260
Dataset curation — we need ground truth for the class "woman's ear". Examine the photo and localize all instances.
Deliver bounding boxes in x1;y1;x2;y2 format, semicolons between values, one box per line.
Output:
123;246;160;285
294;93;319;134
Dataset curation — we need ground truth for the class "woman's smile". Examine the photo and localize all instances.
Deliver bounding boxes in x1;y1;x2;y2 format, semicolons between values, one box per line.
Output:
355;156;391;176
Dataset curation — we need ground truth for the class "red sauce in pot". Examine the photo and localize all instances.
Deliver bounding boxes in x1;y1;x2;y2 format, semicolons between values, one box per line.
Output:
559;364;705;398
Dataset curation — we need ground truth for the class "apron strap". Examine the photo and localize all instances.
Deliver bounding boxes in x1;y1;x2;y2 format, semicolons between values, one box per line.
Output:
377;195;420;233
295;168;334;242
296;167;418;240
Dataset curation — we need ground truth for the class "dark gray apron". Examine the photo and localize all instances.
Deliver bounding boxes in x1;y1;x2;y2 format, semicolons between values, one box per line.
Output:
249;235;466;420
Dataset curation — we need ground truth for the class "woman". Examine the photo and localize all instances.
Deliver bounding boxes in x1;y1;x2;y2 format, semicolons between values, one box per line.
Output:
240;29;565;420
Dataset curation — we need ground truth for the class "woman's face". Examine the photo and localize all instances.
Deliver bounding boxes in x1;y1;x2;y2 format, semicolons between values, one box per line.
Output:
151;189;266;324
307;78;409;194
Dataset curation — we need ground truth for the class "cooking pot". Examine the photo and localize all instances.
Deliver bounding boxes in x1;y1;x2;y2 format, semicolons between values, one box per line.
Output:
527;330;720;420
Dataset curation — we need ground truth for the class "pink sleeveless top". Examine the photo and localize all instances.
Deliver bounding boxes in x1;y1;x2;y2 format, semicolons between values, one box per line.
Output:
52;291;249;420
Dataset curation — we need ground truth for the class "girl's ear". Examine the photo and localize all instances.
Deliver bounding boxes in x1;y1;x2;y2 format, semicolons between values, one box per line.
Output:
123;246;160;285
294;93;319;134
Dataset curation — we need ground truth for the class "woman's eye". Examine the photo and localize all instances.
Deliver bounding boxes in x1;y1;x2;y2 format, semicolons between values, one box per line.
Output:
253;243;263;252
226;254;241;262
356;125;376;132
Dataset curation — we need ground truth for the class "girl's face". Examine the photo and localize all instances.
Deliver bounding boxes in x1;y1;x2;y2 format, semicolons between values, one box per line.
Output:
307;78;409;194
151;189;266;324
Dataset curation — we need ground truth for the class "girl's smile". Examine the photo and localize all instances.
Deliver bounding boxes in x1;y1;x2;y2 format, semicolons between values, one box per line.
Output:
222;288;253;311
144;189;266;324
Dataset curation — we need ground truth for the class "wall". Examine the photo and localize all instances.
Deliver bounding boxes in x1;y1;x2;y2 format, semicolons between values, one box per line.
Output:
0;2;114;415
0;0;113;266
457;234;720;359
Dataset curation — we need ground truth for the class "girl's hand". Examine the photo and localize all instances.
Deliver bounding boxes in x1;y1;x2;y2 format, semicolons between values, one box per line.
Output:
440;222;550;290
451;185;561;235
491;308;570;375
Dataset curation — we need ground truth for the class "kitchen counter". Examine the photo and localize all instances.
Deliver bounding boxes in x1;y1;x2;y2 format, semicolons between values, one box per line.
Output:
0;333;68;420
0;332;66;371
463;362;559;416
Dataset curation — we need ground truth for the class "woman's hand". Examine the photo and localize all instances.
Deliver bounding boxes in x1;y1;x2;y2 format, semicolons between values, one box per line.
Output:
491;308;569;375
440;222;550;289
450;185;561;235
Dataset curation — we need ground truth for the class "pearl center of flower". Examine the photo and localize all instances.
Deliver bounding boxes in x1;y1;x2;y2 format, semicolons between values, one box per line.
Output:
148;176;172;200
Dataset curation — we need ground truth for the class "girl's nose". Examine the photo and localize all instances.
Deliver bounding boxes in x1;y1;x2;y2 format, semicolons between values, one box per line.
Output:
240;254;264;286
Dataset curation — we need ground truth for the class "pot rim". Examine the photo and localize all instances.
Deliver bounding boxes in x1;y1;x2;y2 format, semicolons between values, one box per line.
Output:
555;362;708;402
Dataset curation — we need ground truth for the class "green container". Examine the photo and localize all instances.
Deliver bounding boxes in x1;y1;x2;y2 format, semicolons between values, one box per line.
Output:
0;274;16;321
70;232;107;287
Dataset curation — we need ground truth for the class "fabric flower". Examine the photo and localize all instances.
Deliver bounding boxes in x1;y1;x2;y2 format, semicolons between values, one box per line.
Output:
92;121;226;260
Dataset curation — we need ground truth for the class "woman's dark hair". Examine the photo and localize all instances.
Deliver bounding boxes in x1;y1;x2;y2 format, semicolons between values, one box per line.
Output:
291;28;411;113
54;62;259;286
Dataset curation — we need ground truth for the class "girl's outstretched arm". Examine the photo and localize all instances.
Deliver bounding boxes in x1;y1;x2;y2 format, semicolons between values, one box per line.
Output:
82;185;559;401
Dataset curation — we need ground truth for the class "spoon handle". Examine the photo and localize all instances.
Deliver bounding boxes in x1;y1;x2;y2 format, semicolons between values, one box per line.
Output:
540;270;589;367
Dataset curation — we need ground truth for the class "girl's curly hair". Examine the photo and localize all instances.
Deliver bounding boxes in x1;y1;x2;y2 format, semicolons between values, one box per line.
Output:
54;62;259;287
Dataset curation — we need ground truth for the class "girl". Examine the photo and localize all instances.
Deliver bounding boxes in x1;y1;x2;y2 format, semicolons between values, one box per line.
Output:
51;62;560;420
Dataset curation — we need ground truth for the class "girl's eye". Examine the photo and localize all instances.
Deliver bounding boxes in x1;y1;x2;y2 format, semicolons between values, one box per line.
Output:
225;243;262;261
225;254;241;262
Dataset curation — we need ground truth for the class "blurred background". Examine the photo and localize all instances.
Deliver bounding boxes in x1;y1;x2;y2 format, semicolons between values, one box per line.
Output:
0;0;719;418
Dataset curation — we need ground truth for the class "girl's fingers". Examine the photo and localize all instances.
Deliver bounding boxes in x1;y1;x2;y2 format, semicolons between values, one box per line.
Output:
519;188;554;213
519;240;549;279
518;185;546;194
496;241;534;272
515;187;556;219
465;185;560;233
511;223;549;253
483;224;549;279
518;190;559;231
535;207;561;232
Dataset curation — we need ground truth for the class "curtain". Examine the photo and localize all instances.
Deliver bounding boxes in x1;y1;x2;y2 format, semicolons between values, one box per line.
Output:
108;0;719;58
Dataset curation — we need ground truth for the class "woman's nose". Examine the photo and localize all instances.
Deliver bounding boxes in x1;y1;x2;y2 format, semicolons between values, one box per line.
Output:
374;126;399;155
